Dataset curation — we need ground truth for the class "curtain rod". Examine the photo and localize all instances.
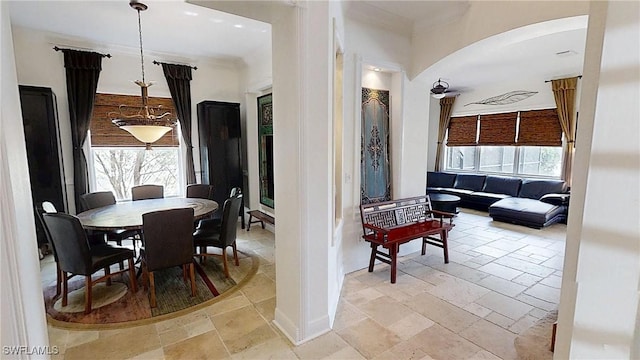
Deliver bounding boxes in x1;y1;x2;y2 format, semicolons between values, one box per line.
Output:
53;46;111;58
545;75;582;83
153;60;197;70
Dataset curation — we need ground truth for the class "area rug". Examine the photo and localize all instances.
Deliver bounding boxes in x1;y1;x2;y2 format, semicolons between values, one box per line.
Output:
44;252;258;328
514;310;557;360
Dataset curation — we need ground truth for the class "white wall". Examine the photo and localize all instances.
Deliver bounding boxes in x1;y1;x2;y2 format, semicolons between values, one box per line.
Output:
410;1;590;79
1;2;50;354
11;26;244;208
557;0;640;358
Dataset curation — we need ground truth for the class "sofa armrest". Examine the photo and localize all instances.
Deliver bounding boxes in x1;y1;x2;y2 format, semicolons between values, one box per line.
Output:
540;193;570;206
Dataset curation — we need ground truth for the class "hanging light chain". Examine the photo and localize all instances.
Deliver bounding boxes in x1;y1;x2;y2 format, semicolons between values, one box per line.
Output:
137;8;145;84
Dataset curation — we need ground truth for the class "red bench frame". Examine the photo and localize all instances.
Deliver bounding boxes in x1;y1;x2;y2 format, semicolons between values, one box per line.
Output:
360;195;455;283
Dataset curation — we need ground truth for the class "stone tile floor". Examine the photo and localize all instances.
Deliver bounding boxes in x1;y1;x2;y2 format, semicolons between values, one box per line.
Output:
43;209;566;359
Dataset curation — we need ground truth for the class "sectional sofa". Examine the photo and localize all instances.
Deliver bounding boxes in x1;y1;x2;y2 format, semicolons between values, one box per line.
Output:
427;172;570;228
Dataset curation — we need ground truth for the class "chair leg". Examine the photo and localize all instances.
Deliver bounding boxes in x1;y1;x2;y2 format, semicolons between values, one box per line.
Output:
55;263;62;299
222;247;229;278
182;264;188;282
62;271;69;307
105;266;111;286
441;230;449;264
149;271;156;308
127;258;137;293
232;242;239;266
421;237;427;256
189;262;196;297
84;276;92;314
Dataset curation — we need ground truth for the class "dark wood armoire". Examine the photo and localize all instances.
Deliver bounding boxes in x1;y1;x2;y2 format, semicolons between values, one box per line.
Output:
197;100;245;227
19;85;68;248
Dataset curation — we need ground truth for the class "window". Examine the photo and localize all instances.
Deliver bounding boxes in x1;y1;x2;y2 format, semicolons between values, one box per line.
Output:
443;108;563;178
88;93;184;200
92;148;182;200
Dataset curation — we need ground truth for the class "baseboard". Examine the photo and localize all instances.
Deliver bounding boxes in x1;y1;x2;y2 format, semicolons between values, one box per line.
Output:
273;307;301;345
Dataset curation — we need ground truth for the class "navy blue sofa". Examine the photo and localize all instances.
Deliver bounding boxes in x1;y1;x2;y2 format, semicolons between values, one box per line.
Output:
427;172;569;228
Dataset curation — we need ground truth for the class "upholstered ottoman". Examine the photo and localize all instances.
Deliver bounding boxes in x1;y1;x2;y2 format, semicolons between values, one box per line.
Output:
489;197;566;229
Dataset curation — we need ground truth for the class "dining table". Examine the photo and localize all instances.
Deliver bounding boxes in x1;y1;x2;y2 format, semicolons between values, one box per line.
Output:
76;197;219;231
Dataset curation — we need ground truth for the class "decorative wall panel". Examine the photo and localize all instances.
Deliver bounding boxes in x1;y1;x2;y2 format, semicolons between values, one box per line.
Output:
361;88;391;204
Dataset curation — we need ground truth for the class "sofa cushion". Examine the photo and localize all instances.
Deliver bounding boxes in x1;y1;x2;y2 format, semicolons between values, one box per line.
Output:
427;172;457;188
441;188;474;198
454;174;486;192
518;179;566;200
482;176;522;196
489;198;565;228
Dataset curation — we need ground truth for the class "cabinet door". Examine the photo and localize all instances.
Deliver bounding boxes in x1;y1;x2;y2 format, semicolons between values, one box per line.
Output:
19;86;68;246
198;101;242;219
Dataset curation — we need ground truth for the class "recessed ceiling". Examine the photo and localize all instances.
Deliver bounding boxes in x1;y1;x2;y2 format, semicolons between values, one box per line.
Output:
8;0;271;62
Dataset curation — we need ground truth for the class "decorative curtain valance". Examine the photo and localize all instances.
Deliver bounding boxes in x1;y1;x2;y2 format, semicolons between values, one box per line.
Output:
478;112;518;146
518;108;562;146
91;93;179;147
161;62;196;184
62;49;103;212
446;115;478;146
435;96;456;171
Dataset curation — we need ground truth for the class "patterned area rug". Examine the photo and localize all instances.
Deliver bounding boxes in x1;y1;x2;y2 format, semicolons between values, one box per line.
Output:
43;252;258;328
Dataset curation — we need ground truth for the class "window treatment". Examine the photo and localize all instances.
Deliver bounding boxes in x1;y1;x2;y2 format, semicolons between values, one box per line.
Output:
446;115;478;146
62;49;103;212
518;108;562;146
161;62;196;185
434;96;456;171
551;76;579;186
478;112;518;146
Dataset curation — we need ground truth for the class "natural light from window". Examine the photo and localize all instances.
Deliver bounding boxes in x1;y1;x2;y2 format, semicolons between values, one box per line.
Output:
446;146;562;178
92;148;181;200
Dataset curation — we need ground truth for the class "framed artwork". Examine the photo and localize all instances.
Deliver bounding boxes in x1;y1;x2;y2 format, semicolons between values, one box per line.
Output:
257;93;274;208
361;88;391;204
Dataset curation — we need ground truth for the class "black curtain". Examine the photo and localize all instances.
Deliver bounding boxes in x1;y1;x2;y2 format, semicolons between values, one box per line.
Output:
161;63;196;184
62;49;103;213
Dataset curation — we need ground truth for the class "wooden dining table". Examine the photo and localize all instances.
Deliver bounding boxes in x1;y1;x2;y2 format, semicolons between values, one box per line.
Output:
76;197;219;231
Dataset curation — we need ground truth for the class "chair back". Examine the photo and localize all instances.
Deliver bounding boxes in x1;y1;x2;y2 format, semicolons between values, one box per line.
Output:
132;185;164;201
230;187;242;197
142;208;194;271
186;184;214;200
42;201;57;213
36;202;58;261
220;193;243;247
42;213;92;275
80;191;116;211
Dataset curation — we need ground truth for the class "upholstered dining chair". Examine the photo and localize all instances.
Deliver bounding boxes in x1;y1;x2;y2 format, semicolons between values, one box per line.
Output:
193;192;243;278
186;184;214;200
79;191;139;246
41;212;137;314
195;187;242;231
36;202;62;299
140;208;196;308
131;184;164;201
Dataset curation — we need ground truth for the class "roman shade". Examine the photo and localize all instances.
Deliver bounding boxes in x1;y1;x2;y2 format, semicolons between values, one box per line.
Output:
518;108;562;146
91;93;179;147
478;112;517;146
446;115;478;146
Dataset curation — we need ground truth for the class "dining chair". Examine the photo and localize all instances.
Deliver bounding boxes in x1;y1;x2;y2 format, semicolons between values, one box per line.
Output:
186;184;214;200
193;192;243;277
79;191;139;246
42;212;137;314
36;202;63;299
131;184;164;201
140;207;196;308
196;187;241;231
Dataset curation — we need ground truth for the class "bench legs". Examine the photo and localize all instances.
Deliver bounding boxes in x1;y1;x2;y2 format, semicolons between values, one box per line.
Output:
368;243;378;272
421;229;450;264
368;242;399;284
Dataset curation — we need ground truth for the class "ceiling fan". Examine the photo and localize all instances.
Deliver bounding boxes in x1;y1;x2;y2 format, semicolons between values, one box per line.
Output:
430;78;458;99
